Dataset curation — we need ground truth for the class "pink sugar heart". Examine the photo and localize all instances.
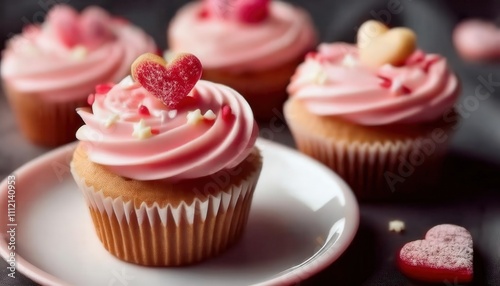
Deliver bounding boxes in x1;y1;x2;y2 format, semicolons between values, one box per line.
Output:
398;224;473;283
79;6;115;50
47;5;80;48
205;0;270;23
235;0;270;23
453;19;500;62
131;53;202;109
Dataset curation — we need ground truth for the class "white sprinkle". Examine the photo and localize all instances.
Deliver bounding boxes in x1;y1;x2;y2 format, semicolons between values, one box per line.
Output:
70;45;88;60
186;109;203;125
341;54;357;67
203;110;216;120
168;110;177;119
132;119;152;139
391;77;404;94
389;220;405;233
102;113;120;128
307;61;328;85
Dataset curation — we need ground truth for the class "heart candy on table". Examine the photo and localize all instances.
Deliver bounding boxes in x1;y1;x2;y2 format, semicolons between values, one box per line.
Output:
357;20;417;68
131;53;203;109
453;19;500;62
204;0;270;24
397;224;473;284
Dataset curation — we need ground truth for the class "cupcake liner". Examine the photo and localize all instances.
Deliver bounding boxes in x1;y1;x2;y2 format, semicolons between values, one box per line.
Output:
285;100;454;199
4;84;87;147
291;129;450;198
72;165;260;266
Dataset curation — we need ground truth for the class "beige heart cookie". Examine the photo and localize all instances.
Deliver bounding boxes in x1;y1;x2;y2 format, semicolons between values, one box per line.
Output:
357;21;417;68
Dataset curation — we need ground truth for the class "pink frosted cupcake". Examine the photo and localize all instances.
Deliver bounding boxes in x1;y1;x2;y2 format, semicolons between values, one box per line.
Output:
1;5;157;147
167;0;317;120
71;53;262;266
285;21;460;198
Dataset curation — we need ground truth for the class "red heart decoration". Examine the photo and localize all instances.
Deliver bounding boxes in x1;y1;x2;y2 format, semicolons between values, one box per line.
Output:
131;53;202;109
204;0;270;24
79;7;115;50
397;224;473;283
47;5;80;48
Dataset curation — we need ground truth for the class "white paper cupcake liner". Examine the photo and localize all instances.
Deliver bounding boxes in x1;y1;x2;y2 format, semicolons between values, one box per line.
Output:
72;167;260;266
290;125;450;198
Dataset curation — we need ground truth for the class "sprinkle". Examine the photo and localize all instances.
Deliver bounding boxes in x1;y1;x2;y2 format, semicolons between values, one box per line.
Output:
102;113;120;128
168;110;177;119
70;45;88;60
203;109;217;120
151;129;160;135
378;75;392;88
132;119;153;139
87;94;95;105
159;110;169;123
308;62;328;85
222;105;233;121
138;105;150;116
186;109;203;125
341;54;357;67
306;51;318;59
389;220;406;233
95;83;113;94
118;75;135;89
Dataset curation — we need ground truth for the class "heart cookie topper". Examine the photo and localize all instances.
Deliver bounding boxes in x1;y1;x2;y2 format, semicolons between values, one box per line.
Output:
204;0;270;24
131;53;203;109
47;5;115;50
357;20;417;68
398;224;473;284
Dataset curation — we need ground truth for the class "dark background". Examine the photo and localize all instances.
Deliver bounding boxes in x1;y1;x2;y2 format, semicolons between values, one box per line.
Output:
1;0;500;285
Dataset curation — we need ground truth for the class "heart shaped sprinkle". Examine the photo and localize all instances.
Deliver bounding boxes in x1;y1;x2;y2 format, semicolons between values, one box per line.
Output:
398;224;473;284
79;7;115;50
131;53;202;109
205;0;270;24
47;5;115;50
47;5;80;48
357;20;416;68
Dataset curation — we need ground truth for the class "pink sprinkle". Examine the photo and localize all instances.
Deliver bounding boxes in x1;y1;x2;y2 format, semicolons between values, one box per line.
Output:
222;105;233;121
95;83;113;94
87;94;95;105
138;105;150;116
151;129;160;135
377;76;392;88
401;85;412;95
198;8;209;19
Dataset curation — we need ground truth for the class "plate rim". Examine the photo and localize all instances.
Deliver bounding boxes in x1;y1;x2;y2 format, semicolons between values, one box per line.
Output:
0;138;359;286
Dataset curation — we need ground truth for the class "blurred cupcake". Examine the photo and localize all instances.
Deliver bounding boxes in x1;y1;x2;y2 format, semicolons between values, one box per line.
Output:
70;53;262;266
167;0;317;120
285;20;460;198
1;5;157;147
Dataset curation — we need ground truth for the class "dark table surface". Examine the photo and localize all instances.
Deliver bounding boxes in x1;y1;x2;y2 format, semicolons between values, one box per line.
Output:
1;0;500;285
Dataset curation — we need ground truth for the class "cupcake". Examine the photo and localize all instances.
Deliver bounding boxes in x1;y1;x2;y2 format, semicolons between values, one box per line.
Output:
70;53;262;266
167;0;317;120
1;5;157;147
284;20;460;199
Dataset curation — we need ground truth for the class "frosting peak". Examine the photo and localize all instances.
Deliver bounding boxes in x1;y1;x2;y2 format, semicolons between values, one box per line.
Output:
76;78;258;181
287;43;460;125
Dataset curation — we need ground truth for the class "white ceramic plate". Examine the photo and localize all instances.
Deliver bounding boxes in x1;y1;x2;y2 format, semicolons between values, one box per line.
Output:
0;138;359;286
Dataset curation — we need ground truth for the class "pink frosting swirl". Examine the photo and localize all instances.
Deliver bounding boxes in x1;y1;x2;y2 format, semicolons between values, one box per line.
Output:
1;6;156;102
287;43;460;125
168;1;317;72
76;79;258;181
